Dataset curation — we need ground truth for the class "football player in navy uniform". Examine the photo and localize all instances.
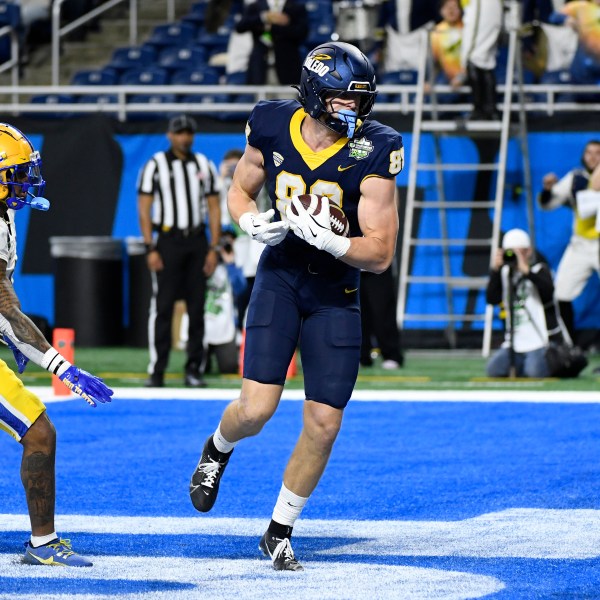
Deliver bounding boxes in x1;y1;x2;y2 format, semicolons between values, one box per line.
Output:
190;42;403;571
0;124;113;566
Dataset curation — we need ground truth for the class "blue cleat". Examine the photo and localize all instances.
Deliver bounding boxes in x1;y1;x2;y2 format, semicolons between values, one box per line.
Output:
23;538;93;567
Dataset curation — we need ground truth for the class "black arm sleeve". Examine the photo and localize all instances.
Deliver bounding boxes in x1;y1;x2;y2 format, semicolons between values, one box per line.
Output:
527;264;555;304
486;269;503;305
538;189;552;207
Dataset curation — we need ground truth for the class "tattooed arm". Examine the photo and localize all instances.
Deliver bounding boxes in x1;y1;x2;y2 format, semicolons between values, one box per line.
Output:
0;257;51;366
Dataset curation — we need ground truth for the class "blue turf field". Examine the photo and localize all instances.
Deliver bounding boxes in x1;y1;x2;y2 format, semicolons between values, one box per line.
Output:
1;391;599;599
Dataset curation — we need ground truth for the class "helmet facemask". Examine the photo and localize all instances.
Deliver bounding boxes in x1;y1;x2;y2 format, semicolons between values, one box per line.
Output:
298;42;378;139
0;150;48;211
319;89;377;138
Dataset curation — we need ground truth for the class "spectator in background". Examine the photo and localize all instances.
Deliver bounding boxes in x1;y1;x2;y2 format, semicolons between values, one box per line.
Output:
558;0;600;86
180;229;247;375
461;0;503;120
429;0;465;100
236;0;308;85
217;148;266;328
538;139;600;344
486;229;561;378
137;115;222;388
376;0;439;76
360;267;404;370
17;1;51;52
219;148;243;229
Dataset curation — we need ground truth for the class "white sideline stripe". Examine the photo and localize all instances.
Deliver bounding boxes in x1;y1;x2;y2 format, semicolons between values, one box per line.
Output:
1;509;599;559
25;386;600;403
0;555;505;600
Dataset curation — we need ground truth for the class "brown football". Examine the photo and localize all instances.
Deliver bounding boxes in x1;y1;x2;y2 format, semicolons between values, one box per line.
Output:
291;194;350;237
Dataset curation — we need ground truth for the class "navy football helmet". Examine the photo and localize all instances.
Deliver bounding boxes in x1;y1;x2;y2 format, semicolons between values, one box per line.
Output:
0;123;48;211
298;41;377;138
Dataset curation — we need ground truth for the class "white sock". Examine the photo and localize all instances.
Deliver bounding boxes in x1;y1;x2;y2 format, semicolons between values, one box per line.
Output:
271;483;309;527
30;532;57;547
213;423;237;454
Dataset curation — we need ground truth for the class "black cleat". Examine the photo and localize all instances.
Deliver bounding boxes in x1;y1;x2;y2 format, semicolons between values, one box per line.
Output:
184;372;207;388
189;436;232;512
144;373;164;388
259;532;304;571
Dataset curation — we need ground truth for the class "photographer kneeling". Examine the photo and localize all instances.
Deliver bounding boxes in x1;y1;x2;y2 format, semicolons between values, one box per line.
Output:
486;229;569;378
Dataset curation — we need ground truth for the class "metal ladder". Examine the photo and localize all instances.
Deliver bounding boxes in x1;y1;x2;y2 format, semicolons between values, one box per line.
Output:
396;0;534;353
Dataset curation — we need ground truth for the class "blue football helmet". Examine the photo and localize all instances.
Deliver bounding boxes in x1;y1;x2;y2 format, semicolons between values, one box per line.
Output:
298;41;377;138
0;123;49;211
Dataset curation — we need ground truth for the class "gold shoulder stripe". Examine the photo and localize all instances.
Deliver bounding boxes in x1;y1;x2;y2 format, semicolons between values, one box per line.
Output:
290;109;348;171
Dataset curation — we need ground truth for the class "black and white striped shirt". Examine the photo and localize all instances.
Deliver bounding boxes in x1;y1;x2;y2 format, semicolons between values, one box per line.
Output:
137;149;221;230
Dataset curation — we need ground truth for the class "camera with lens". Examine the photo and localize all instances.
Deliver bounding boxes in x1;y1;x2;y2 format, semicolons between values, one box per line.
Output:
503;249;517;266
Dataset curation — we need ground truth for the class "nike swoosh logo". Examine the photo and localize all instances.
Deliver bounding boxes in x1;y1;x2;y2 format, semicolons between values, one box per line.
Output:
344;288;358;294
27;552;60;566
338;164;356;172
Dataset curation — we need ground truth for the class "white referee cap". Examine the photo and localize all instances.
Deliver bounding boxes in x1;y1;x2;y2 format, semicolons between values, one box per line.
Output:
502;228;531;249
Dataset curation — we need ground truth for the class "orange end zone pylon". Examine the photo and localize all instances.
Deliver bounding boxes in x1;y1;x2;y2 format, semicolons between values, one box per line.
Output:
52;328;74;396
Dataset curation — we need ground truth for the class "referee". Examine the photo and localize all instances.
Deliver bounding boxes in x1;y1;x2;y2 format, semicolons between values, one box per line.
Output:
137;114;222;387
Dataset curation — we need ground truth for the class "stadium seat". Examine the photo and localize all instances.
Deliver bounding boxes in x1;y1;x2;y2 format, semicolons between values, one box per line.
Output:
29;94;75;119
157;46;207;72
196;19;234;55
127;93;177;121
106;46;156;73
304;0;334;48
0;2;21;28
146;22;197;50
382;70;418;85
537;69;576;103
170;67;220;86
119;67;169;86
224;71;254;103
76;93;119;107
181;2;208;28
379;70;418;103
174;67;222;104
71;68;119;86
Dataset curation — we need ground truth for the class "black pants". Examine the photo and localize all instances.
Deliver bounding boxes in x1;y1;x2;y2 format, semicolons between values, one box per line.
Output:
360;268;403;365
147;232;208;376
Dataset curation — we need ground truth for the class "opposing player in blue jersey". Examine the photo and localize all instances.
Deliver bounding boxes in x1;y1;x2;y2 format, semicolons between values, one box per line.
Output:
0;123;113;566
190;42;403;570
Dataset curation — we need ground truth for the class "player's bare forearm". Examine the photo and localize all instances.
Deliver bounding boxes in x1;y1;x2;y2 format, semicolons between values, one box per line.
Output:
207;194;222;247
0;276;50;352
227;144;267;222
341;177;398;273
341;232;397;273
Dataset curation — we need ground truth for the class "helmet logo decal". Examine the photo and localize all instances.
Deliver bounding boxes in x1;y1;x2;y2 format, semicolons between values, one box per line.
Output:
348;137;374;160
304;56;329;77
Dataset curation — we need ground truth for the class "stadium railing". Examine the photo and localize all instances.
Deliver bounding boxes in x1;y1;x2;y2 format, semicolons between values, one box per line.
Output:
2;84;600;121
51;0;177;85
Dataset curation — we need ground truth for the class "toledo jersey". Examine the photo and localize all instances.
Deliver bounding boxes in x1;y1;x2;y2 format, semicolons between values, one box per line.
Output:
246;99;403;263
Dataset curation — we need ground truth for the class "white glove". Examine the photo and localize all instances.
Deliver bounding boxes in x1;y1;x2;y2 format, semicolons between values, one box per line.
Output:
238;209;290;246
287;196;351;258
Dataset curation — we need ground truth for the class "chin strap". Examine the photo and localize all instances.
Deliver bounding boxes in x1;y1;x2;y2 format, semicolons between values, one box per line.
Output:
336;109;358;138
6;192;50;211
